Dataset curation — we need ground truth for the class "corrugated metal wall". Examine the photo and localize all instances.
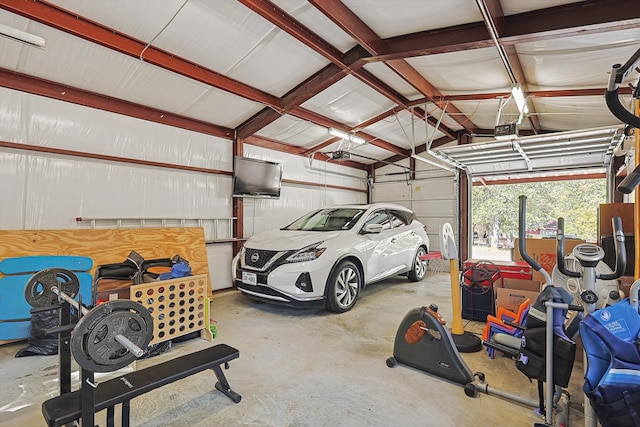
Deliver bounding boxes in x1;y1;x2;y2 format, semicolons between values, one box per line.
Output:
0;88;367;290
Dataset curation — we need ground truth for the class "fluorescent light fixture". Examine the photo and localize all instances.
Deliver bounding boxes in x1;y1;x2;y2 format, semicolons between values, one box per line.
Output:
0;24;45;49
511;84;528;115
328;128;365;144
411;153;457;174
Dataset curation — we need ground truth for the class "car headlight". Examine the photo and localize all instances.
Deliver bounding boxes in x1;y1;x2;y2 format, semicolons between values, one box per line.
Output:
285;242;326;263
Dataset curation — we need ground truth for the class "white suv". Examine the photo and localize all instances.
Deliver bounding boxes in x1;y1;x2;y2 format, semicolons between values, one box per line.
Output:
232;203;430;312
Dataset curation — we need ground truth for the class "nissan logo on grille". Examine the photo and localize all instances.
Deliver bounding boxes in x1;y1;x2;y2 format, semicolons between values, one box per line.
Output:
251;253;259;263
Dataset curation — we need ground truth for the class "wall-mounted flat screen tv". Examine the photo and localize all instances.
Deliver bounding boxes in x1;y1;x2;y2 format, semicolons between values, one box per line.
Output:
233;156;283;198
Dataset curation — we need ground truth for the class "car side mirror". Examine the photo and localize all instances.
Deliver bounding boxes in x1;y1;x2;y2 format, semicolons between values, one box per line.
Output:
362;223;383;234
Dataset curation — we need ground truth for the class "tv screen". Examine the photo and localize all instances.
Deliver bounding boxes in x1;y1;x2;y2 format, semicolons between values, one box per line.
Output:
233;156;283;198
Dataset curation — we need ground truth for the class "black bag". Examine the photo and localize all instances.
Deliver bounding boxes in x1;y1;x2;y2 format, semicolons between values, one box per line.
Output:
15;308;60;357
515;286;576;388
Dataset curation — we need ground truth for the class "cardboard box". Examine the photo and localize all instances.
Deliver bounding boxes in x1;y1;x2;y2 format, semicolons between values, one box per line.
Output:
495;277;541;314
513;238;585;283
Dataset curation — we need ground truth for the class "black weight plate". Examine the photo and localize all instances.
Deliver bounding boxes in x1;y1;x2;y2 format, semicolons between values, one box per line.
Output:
71;300;153;373
24;268;80;308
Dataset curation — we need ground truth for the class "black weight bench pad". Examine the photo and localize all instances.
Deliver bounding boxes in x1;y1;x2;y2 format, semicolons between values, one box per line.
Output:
42;344;239;427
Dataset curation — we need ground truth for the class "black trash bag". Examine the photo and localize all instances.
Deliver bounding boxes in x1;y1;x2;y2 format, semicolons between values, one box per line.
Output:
15;309;59;357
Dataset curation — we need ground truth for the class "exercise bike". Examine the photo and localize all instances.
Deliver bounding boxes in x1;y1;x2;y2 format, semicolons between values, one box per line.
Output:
386;216;555;423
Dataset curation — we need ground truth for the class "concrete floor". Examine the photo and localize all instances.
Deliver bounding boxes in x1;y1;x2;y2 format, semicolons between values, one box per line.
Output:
0;272;587;427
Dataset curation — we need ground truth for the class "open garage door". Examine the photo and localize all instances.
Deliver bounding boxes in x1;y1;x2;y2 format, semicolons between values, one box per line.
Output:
430;126;626;263
431;126;625;179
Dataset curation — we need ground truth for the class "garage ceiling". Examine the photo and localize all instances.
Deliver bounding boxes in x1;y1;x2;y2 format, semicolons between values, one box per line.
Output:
0;0;638;173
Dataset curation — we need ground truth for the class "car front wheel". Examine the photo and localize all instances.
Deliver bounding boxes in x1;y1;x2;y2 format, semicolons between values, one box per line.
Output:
408;246;427;282
325;260;361;313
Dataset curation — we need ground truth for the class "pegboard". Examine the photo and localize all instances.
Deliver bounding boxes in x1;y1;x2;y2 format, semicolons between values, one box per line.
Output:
130;274;213;345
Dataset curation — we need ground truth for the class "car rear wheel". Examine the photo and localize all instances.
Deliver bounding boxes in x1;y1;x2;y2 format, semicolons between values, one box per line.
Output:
408;246;427;282
325;260;361;313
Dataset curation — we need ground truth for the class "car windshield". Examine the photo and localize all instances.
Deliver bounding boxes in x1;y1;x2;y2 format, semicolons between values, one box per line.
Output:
283;208;366;231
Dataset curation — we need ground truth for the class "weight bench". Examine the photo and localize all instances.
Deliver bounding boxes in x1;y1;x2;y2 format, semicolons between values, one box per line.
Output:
42;344;241;427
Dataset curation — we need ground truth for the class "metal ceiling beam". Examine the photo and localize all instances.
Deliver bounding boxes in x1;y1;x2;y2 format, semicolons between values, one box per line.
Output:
375;0;640;62
414;87;634;103
302;104;458;158
287;106;410;157
0;0;281;108
0;67;234;140
385;59;481;134
239;0;455;151
243;134;366;169
237;63;346;140
301;137;341;156
237;0;347;67
309;0;479;134
501;0;640;45
3;0;412;159
243;135;366;170
474;0;540;133
308;0;383;55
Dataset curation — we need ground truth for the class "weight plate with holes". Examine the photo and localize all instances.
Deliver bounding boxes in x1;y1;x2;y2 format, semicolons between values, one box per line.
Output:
24;268;80;308
71;300;153;372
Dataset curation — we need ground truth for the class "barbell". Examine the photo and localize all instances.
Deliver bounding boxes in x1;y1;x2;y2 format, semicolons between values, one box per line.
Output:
25;268;153;373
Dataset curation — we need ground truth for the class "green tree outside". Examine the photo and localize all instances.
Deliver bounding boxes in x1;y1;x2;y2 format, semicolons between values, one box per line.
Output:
471;179;606;245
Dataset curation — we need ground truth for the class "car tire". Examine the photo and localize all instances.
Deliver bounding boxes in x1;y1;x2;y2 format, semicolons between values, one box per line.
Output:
408;246;428;282
325;260;361;313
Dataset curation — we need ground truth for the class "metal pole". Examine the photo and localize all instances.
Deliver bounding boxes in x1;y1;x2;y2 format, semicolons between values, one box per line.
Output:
545;301;554;426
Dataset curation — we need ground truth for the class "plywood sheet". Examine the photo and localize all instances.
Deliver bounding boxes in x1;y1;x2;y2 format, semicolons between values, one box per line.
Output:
0;228;210;294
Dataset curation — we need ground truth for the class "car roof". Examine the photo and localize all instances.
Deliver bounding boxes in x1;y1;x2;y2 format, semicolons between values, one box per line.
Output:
322;203;413;212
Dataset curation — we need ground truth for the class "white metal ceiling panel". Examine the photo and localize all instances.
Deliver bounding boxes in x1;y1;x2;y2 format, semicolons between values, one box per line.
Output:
501;0;588;15
517;28;640;88
301;75;395;127
256;115;329;148
179;85;265;129
3;16;263;128
406;48;512;93
362;109;445;149
342;0;482;38
49;0;186;42
272;0;357;53
52;0;329;98
449;99;524;130
532;96;627;131
152;1;329;97
363;62;423;101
